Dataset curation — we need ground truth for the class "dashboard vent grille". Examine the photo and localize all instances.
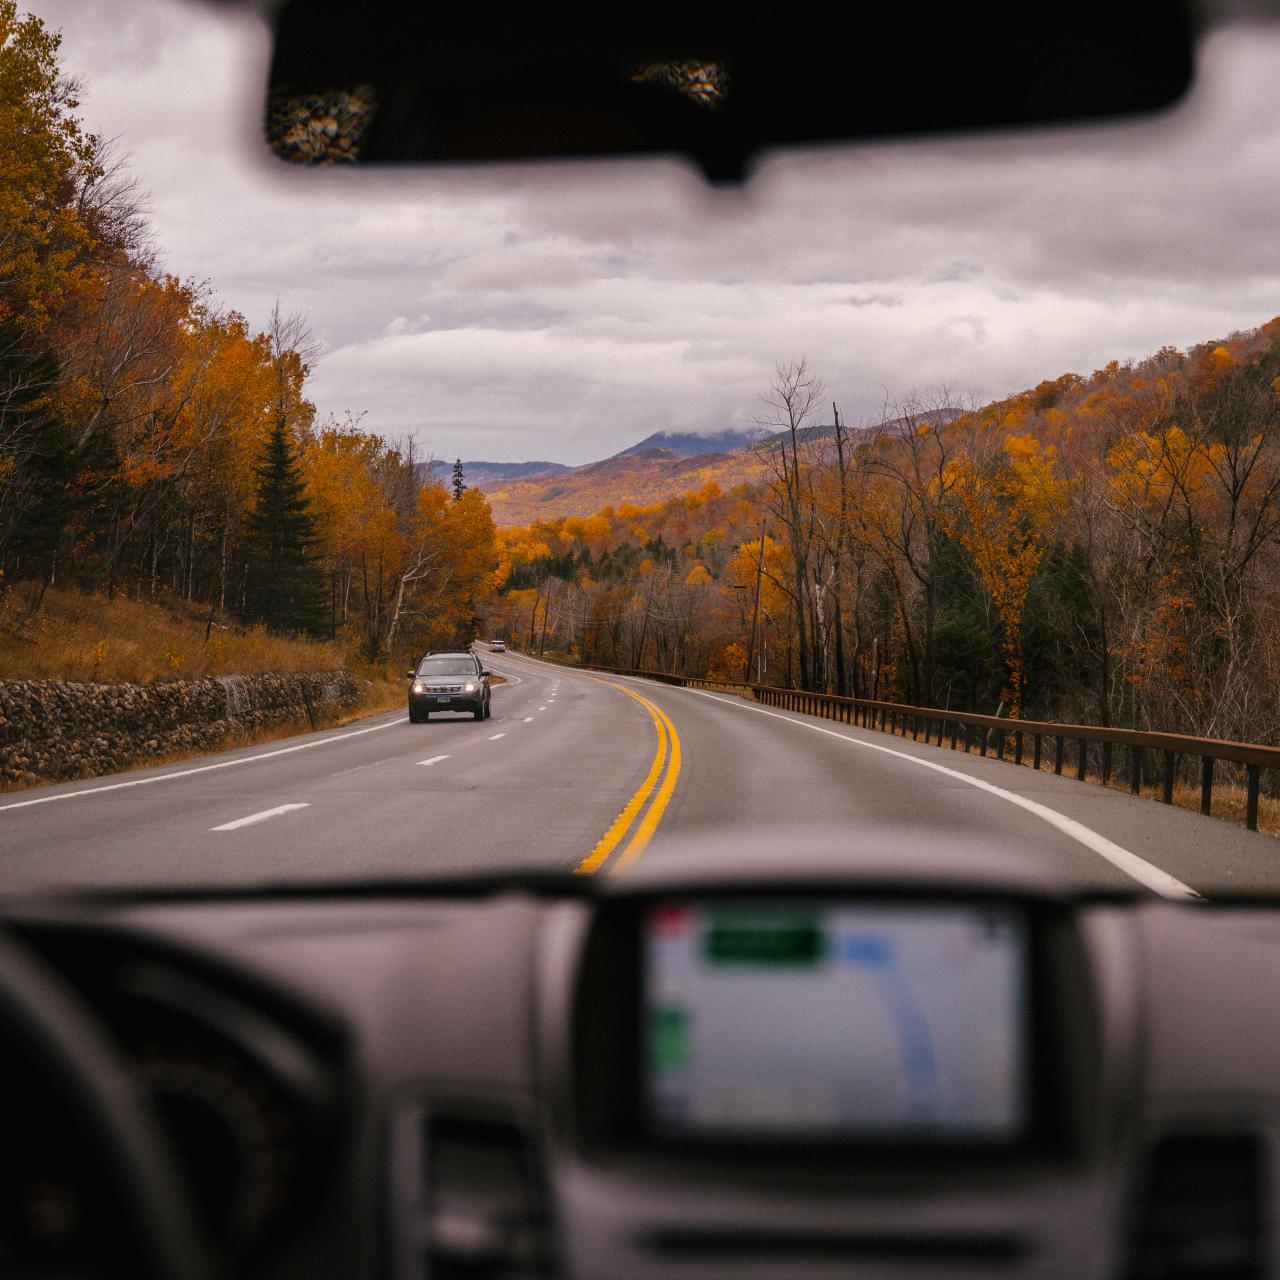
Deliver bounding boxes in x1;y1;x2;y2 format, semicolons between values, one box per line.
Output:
1129;1133;1268;1279
422;1115;552;1279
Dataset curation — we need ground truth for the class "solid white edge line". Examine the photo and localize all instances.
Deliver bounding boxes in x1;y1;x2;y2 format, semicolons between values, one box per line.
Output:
211;802;309;832
683;688;1200;901
417;755;451;766
0;714;405;813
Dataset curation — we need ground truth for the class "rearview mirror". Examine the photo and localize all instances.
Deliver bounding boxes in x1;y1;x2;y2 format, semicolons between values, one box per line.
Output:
264;4;1197;182
405;669;415;679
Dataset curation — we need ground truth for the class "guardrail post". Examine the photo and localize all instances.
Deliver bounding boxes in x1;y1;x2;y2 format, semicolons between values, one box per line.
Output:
1162;750;1175;805
890;711;897;735
1033;734;1042;771
936;719;945;746
1076;740;1087;782
912;715;919;741
1247;765;1261;831
949;721;958;750
1130;746;1142;794
1102;741;1111;785
963;725;972;753
979;726;988;758
1015;731;1024;766
1200;756;1213;816
1055;736;1064;775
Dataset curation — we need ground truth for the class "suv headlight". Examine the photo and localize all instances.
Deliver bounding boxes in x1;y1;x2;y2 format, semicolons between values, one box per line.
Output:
413;681;426;693
463;681;477;692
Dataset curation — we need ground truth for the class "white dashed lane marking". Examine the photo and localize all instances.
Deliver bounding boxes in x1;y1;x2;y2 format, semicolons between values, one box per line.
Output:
417;755;451;767
488;733;506;740
211;803;309;832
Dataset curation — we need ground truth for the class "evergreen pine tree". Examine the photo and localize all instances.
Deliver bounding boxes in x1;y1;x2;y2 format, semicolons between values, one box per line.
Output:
243;420;328;635
452;458;466;501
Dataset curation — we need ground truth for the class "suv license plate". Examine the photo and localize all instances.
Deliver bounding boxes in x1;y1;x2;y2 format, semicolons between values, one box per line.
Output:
437;695;450;703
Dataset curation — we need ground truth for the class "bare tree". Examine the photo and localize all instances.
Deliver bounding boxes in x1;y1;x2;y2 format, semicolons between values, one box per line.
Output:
753;357;825;689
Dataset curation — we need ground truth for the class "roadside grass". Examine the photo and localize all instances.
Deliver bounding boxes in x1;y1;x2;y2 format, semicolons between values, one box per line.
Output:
0;585;347;683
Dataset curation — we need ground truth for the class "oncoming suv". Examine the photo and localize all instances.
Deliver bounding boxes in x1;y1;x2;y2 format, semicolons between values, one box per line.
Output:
407;651;491;722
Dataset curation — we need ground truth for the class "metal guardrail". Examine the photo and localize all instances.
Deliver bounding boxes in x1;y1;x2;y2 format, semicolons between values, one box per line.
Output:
518;653;1280;831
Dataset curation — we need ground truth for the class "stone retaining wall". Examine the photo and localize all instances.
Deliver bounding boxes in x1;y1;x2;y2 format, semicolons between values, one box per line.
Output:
0;670;362;786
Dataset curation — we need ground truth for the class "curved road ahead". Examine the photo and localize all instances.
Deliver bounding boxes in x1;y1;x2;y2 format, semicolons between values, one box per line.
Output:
2;650;1279;897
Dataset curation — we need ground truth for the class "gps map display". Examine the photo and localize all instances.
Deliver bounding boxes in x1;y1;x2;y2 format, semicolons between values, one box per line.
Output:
643;900;1029;1141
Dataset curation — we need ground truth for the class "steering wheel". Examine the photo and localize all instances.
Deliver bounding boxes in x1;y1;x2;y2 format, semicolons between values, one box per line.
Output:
0;931;212;1280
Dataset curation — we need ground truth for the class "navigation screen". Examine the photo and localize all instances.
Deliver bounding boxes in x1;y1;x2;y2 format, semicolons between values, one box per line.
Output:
643;899;1029;1141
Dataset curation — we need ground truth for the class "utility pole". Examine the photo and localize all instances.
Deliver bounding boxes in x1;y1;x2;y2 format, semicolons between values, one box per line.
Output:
538;580;553;655
528;577;543;651
743;518;767;685
633;569;659;669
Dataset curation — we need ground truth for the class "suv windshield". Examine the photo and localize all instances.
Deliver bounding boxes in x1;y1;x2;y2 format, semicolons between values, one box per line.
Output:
418;657;476;677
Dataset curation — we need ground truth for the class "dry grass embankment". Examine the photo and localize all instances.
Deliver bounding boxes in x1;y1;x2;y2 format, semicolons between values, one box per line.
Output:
0;586;348;683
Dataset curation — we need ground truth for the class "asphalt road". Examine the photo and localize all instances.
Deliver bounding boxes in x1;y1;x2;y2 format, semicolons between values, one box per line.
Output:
3;649;1280;897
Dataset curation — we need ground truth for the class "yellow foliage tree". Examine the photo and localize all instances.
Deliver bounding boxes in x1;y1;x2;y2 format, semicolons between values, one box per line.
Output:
939;434;1066;714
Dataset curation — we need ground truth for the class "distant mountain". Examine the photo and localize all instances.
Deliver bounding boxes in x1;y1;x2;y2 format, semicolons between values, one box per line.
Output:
483;447;768;526
610;429;757;459
417;412;963;524
756;407;963;447
423;459;571;489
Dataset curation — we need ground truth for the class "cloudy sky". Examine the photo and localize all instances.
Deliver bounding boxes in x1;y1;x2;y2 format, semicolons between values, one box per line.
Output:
21;2;1280;463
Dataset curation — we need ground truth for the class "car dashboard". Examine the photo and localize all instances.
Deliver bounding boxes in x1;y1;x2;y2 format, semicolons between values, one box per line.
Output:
3;828;1277;1280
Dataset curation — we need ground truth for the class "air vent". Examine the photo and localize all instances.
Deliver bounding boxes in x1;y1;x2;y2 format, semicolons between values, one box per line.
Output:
1128;1134;1268;1279
422;1115;552;1279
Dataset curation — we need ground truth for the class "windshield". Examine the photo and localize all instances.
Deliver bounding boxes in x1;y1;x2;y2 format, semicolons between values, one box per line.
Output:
2;3;1278;898
418;658;476;677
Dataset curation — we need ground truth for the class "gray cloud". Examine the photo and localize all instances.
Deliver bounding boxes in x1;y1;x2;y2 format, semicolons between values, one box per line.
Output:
21;3;1280;462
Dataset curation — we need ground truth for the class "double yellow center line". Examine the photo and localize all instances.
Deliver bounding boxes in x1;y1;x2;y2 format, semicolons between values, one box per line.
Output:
575;680;682;874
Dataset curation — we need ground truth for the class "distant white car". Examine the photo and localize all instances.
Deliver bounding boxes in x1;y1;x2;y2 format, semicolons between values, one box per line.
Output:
490;640;506;652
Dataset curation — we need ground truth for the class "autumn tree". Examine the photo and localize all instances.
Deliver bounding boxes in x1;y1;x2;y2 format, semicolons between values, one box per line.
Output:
938;434;1066;715
0;1;96;577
